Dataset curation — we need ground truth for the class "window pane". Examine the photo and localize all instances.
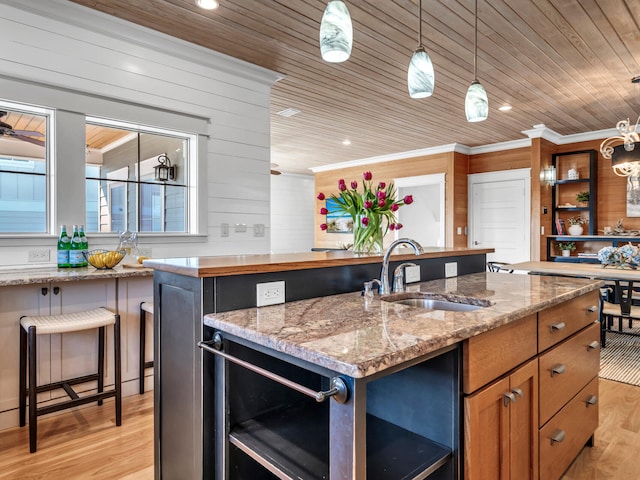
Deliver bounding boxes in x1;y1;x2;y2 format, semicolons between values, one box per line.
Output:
85;121;189;233
0;107;48;233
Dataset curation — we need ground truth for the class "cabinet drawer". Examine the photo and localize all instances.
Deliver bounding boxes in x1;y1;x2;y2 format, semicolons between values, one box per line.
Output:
538;322;600;426
463;314;537;394
539;377;598;480
538;291;599;352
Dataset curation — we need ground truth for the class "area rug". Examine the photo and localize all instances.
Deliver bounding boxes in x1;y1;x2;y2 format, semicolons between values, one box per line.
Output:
599;328;640;387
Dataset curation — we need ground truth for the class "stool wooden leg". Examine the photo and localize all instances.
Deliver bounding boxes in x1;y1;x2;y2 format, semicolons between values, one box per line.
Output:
114;314;122;426
19;325;27;427
97;326;105;407
139;304;146;394
28;326;37;453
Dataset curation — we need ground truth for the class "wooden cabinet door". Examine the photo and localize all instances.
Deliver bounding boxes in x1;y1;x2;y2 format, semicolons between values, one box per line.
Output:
509;359;538;480
465;376;510;480
117;276;153;383
52;279;116;385
0;284;52;428
465;359;538;480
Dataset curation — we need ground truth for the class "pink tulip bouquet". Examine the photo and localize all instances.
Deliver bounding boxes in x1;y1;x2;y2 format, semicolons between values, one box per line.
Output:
317;171;414;254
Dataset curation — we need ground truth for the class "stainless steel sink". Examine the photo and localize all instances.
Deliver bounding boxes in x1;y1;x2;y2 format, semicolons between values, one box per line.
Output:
390;298;484;311
382;293;490;312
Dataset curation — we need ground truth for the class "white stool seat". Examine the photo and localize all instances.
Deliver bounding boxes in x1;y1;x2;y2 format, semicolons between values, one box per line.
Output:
141;302;154;314
20;308;116;335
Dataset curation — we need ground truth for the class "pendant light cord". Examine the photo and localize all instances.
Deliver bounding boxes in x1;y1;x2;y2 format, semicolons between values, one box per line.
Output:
473;0;478;81
418;0;423;48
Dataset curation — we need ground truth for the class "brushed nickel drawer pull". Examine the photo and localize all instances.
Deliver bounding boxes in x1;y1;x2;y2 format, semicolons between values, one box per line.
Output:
198;335;349;404
586;395;598;406
503;391;517;407
551;364;566;377
512;388;523;398
550;429;566;444
550;322;565;332
587;341;599;350
587;305;598;313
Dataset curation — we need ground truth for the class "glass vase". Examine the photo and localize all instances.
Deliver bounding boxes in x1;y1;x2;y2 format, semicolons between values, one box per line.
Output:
352;215;384;254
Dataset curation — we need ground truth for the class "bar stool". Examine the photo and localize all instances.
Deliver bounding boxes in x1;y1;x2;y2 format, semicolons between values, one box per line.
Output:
19;307;121;453
139;301;154;394
600;280;640;347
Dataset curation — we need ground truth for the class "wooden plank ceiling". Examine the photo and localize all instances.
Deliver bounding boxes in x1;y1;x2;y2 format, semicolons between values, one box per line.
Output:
69;0;640;174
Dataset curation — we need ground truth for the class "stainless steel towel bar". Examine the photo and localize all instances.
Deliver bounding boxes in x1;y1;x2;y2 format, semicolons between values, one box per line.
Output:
198;333;348;404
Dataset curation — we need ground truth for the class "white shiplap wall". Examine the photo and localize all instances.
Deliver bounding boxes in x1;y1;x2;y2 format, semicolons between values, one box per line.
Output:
270;174;315;253
0;0;282;266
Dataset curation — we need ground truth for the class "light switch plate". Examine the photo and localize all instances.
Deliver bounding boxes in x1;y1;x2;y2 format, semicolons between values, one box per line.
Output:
254;224;265;237
405;265;421;283
445;262;458;278
221;223;229;237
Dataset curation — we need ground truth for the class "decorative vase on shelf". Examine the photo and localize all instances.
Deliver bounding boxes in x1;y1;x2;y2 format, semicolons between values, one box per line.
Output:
352;214;384;254
568;224;583;236
562;250;571;257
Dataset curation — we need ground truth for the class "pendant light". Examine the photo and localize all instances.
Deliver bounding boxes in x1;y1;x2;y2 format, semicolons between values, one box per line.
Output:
319;1;353;63
407;0;435;98
465;0;489;122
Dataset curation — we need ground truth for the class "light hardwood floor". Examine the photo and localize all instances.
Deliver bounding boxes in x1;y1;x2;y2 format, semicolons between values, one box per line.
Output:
0;379;636;479
0;393;153;480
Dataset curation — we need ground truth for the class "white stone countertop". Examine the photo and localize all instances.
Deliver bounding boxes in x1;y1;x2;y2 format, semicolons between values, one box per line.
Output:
0;264;153;286
204;272;602;378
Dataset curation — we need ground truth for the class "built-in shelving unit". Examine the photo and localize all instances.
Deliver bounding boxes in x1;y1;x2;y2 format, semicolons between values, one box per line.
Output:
549;150;597;262
546;235;640;263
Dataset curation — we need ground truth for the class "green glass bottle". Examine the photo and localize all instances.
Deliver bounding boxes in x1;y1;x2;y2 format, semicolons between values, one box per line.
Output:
69;225;84;268
79;225;89;267
57;225;70;268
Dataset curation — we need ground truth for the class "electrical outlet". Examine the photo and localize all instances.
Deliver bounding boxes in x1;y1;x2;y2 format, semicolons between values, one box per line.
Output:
28;249;50;262
256;281;285;307
254;224;265;237
405;265;421;283
445;262;458;278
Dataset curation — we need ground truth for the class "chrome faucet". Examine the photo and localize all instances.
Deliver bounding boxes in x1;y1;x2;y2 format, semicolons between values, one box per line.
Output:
379;238;423;294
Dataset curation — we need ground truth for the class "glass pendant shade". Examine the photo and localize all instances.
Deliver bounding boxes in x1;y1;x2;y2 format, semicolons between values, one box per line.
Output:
319;1;353;63
465;80;489;122
407;47;435;98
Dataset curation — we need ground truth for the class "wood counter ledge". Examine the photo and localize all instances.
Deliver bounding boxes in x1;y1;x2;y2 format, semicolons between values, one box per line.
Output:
0;265;152;286
143;247;493;277
204;272;602;378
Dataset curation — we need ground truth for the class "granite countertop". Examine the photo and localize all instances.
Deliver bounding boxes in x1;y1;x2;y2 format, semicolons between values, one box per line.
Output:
144;247;493;277
204;272;602;378
0;264;153;286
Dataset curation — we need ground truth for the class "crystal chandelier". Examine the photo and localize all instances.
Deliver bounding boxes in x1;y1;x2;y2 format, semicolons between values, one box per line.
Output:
600;117;640;176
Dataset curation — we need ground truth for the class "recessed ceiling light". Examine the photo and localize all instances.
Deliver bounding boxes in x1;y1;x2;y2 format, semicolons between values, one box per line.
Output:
342;139;351;146
196;0;219;10
498;104;512;111
276;108;301;117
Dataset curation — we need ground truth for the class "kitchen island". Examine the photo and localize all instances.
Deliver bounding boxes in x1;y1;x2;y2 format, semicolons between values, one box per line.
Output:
147;249;601;479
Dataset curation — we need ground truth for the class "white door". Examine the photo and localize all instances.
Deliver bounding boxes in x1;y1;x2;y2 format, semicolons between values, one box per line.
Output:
468;169;530;264
395;173;445;247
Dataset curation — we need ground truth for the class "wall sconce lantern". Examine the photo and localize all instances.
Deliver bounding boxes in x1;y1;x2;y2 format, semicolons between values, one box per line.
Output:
540;165;556;186
154;154;176;182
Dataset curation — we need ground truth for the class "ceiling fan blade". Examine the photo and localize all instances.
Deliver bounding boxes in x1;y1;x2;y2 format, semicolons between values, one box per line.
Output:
11;129;44;137
11;134;45;147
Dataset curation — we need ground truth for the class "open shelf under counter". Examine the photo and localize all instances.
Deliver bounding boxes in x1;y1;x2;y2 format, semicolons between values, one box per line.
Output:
546;234;640;263
229;401;451;480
